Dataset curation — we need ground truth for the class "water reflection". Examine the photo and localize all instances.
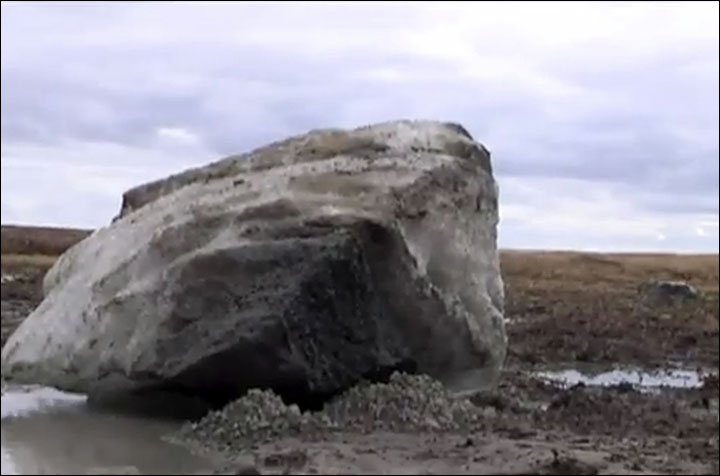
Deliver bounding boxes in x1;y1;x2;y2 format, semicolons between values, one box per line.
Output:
535;366;706;390
1;386;212;475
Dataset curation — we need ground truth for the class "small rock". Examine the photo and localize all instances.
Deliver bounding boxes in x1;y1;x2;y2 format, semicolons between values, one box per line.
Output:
638;280;700;305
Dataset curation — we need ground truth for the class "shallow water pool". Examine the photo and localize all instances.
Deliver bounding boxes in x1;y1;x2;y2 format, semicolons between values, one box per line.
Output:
534;366;707;390
1;385;212;475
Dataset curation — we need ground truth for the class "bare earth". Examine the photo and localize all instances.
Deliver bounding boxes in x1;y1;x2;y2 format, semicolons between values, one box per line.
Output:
1;225;718;475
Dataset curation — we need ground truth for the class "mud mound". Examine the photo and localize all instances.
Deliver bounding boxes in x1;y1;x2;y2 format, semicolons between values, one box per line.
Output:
324;373;482;432
178;373;483;454
178;389;328;452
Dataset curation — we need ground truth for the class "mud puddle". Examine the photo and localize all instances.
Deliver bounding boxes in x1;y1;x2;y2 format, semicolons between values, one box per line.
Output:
1;385;213;475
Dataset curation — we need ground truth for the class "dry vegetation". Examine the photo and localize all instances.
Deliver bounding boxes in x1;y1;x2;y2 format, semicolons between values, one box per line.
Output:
1;226;92;345
1;254;59;271
501;250;719;368
1;225;91;257
501;250;719;293
1;225;90;276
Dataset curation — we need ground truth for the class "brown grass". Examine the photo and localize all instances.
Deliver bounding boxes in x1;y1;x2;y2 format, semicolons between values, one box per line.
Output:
1;254;59;273
501;250;719;367
1;225;91;257
500;250;719;292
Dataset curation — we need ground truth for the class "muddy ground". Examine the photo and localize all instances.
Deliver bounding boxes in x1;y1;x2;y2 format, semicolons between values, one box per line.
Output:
1;226;718;475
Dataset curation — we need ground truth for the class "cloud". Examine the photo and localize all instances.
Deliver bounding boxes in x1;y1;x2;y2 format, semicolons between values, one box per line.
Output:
156;127;201;147
1;1;718;252
0;138;211;228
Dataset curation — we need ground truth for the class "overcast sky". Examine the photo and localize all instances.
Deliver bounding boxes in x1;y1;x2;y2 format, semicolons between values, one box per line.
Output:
1;1;718;252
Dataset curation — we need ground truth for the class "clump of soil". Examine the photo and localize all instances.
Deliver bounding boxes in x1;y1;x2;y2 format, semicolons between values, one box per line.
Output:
179;389;330;452
323;373;483;433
